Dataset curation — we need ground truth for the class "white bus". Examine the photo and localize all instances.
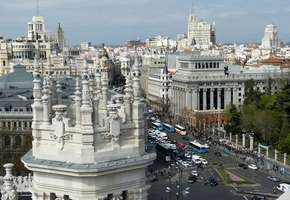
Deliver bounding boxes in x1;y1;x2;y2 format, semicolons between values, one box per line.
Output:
175;125;186;136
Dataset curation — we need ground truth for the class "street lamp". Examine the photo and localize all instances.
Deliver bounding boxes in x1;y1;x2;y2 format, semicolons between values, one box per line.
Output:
166;162;189;200
166;186;190;200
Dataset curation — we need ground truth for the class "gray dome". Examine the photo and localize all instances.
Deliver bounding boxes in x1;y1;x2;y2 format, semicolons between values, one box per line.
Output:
0;64;34;89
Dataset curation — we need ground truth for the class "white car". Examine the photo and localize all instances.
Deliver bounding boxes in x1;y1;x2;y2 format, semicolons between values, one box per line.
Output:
248;164;258;170
204;143;209;148
201;158;208;165
191;170;198;176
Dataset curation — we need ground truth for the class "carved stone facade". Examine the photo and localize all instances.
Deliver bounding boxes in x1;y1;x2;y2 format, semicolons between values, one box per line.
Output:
21;55;155;200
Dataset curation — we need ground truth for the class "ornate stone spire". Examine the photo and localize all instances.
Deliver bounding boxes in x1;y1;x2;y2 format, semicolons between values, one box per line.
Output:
33;55;42;104
41;77;50;125
131;53;142;102
1;163;18;200
55;75;62;105
74;78;82;128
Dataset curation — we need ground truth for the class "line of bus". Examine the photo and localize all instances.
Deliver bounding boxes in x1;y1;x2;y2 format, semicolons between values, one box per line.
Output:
175;125;186;135
152;122;163;130
189;140;207;153
155;143;175;162
162;123;175;133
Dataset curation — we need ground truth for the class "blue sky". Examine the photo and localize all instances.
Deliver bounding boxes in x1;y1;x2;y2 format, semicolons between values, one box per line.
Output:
1;0;290;46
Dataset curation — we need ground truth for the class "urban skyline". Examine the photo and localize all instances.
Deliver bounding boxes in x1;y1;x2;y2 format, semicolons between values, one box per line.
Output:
1;0;290;45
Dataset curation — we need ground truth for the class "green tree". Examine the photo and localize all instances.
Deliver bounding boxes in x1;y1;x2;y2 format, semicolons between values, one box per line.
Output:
243;79;262;108
224;103;241;135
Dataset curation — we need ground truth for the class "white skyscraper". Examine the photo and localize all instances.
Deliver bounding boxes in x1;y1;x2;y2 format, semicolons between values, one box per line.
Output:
261;23;282;49
187;7;216;45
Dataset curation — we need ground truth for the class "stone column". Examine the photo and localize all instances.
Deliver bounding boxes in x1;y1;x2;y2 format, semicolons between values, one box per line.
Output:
210;88;214;110
193;87;198;110
249;136;254;151
229;132;232;142
266;147;269;158
284;153;287;165
275;149;278;161
235;134;238;147
217;88;221;110
186;89;192;111
242;134;246;148
203;88;207;110
223;131;226;139
258;143;261;154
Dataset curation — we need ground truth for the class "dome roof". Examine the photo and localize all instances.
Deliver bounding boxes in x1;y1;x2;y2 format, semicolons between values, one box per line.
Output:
0;64;34;89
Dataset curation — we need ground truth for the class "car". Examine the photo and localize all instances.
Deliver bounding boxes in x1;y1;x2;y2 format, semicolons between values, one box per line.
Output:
208;177;218;186
197;164;204;171
214;151;222;157
204;143;209;148
191;170;198;176
248;164;258;170
182;136;189;140
252;195;266;200
201;158;208;165
188;175;197;183
267;176;280;182
238;163;248;169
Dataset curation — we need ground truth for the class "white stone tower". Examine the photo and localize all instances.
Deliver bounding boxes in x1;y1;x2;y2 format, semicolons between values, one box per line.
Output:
21;55;155;200
261;23;282;49
55;23;66;51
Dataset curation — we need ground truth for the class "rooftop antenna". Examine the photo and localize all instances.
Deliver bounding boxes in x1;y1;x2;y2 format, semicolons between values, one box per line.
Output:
37;0;39;16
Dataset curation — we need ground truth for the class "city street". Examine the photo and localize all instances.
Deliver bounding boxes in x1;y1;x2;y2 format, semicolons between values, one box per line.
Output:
147;129;285;199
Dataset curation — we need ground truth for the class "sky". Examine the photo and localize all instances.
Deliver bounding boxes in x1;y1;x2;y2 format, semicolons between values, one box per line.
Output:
1;0;290;46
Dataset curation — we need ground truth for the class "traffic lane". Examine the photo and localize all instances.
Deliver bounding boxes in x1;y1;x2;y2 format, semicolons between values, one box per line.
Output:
148;178;246;200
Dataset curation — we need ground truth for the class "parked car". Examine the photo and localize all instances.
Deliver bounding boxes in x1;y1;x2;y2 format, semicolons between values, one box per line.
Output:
203;143;209;148
208;177;218;186
238;163;248;169
248;164;258;170
267;176;280;182
188;175;197;184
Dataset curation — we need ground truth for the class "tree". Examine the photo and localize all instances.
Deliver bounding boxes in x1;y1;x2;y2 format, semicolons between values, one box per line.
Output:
223;103;241;135
243;79;262;108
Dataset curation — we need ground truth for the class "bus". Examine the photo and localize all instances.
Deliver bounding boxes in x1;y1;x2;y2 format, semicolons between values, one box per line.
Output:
189;140;207;153
152;122;163;130
155;143;175;162
162;123;175;133
175;125;186;135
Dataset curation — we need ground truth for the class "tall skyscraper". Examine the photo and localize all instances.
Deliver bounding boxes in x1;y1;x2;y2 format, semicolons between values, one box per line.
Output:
187;7;216;45
55;23;66;51
261;23;282;49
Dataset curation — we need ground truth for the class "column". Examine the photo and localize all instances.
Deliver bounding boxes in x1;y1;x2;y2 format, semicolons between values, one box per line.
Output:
185;89;192;111
242;134;246;148
210;88;214;110
233;87;238;107
258;143;261;154
192;87;198;110
217;88;221;110
229;132;232;142
249;136;254;151
284;153;287;165
235;134;238;147
223;131;226;139
203;89;207;110
266;147;269;158
275;149;278;161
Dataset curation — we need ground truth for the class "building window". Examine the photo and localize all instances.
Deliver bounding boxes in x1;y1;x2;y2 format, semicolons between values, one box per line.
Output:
4;136;11;146
15;136;22;147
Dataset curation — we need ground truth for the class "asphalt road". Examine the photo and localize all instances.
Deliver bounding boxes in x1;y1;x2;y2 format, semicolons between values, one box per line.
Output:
148;130;284;199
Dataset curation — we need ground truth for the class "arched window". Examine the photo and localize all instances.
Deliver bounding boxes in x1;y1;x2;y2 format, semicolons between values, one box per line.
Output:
4;136;11;146
25;136;32;148
15;136;22;147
